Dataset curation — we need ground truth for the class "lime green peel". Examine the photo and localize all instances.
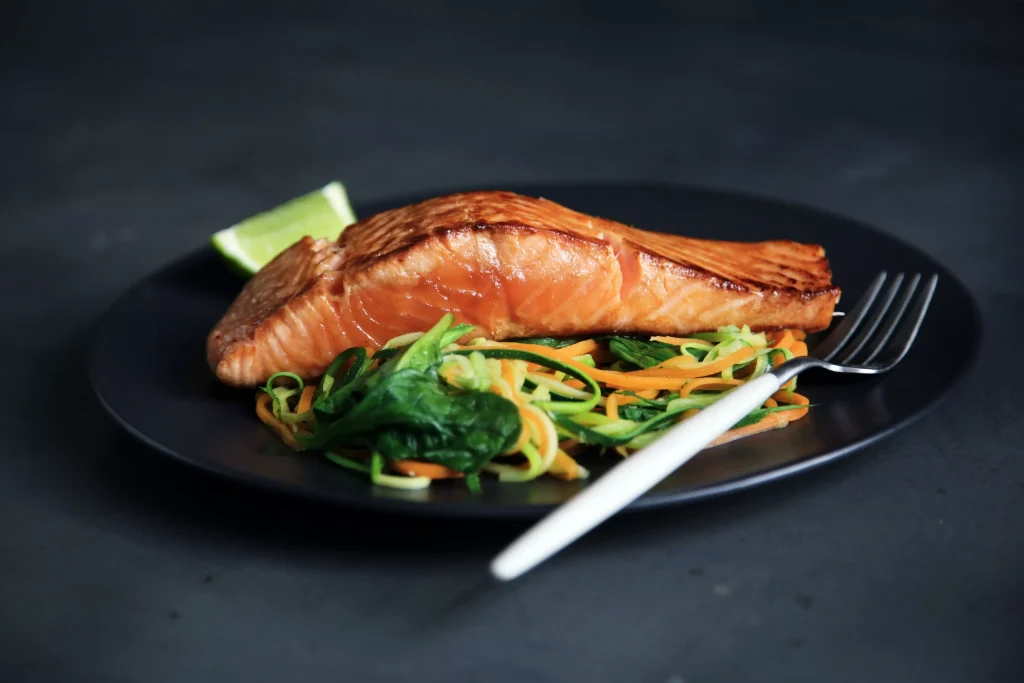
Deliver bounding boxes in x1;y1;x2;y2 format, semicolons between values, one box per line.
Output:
211;181;357;275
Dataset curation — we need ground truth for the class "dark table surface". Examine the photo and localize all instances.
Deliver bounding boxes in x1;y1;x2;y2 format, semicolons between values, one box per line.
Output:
3;2;1023;681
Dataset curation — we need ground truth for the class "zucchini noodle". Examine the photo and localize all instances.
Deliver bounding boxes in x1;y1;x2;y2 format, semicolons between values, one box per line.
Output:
256;320;814;493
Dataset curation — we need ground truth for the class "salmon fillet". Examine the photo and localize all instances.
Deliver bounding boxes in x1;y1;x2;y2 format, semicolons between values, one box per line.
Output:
208;191;840;387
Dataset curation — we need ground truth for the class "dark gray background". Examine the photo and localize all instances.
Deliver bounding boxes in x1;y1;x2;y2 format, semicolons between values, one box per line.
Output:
2;2;1022;681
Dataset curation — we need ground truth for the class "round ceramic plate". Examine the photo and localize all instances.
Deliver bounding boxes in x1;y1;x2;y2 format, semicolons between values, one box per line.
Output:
90;184;980;518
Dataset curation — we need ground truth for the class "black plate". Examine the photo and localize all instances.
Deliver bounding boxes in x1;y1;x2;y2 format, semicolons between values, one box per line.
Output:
90;184;980;518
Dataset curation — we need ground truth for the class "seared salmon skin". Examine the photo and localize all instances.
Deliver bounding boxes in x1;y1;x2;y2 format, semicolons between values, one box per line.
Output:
208;191;840;387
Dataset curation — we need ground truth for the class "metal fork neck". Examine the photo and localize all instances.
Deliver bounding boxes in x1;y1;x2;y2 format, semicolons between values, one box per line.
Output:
768;356;823;384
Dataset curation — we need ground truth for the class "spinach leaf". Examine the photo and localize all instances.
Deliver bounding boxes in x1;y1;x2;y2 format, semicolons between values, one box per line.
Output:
618;403;664;422
619;391;680;407
396;313;454;372
607;337;679;369
301;369;521;473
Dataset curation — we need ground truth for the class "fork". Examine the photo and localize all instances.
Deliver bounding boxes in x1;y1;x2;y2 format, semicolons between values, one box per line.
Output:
491;271;938;581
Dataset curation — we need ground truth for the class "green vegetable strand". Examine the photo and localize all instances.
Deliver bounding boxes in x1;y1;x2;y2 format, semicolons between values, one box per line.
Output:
607;337;678;369
439;323;477;347
313;347;370;416
264;372;304;421
370;453;385;483
451;347;600;415
324;451;371;474
269;316;812;492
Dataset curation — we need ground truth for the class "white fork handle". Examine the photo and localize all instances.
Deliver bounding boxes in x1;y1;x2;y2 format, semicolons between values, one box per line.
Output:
490;373;784;581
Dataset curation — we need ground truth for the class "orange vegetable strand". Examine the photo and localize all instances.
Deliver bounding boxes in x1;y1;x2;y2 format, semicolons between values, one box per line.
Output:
678;378;744;397
606;393;620;420
710;412;788;446
629;346;756;378
297;385;315;413
554;339;601;358
256;393;298;448
772;390;810;421
548;449;582;481
391;460;463;479
772;330;796;351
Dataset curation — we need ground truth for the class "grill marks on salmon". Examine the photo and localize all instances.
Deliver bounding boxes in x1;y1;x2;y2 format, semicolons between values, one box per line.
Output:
208;191;840;386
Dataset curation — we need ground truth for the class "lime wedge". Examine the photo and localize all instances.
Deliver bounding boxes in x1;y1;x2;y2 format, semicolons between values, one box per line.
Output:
211;181;357;275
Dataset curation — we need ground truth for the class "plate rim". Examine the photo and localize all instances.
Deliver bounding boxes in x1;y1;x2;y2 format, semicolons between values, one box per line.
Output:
89;182;984;519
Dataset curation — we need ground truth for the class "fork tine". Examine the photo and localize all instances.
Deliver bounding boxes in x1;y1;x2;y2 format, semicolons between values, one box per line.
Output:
859;273;922;365
815;272;888;362
837;273;905;365
865;274;938;368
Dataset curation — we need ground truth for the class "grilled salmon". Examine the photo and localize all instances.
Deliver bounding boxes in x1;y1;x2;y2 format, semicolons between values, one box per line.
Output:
208;191;840;387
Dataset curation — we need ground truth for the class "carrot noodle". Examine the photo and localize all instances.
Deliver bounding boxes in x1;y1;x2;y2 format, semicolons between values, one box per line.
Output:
678;378;744;397
296;386;315;413
500;359;519;394
710;412;789;446
392;460;463;479
606;393;620;420
487;359;517;402
259;325;817;490
771;330;796;351
773;389;810;421
548;449;586;480
554;339;601;358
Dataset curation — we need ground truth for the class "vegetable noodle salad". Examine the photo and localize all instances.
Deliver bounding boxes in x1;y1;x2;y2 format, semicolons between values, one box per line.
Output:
255;314;811;492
